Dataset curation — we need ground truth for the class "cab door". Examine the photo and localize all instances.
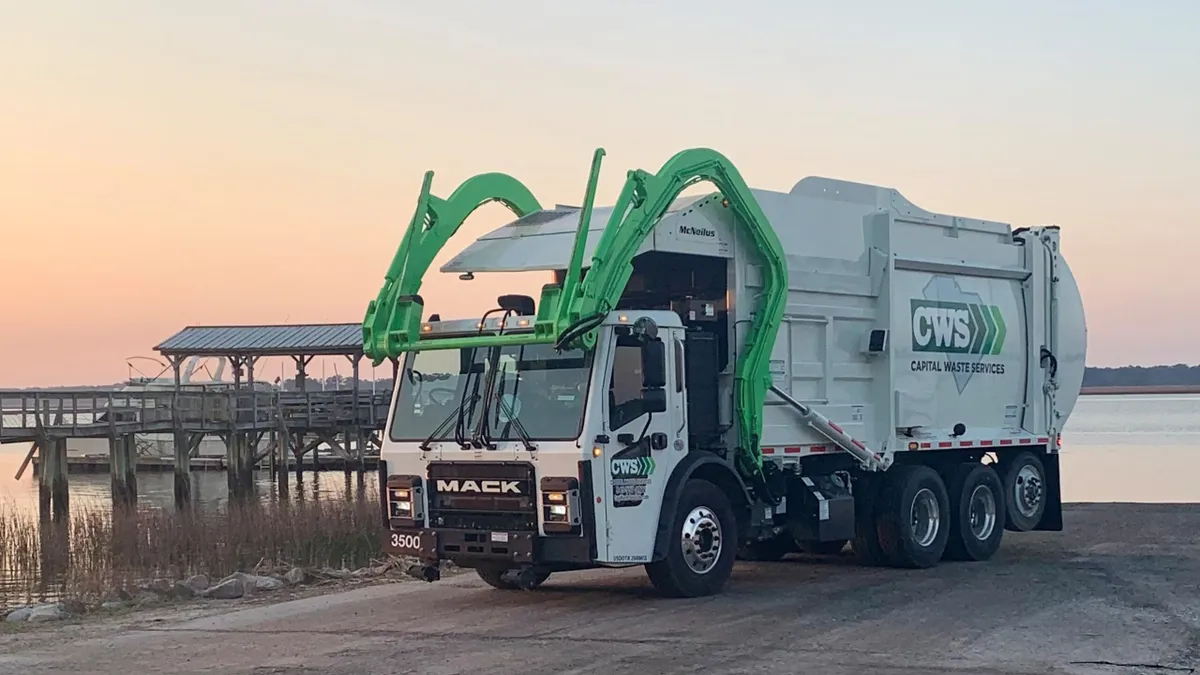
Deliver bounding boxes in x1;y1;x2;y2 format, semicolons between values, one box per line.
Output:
601;327;687;563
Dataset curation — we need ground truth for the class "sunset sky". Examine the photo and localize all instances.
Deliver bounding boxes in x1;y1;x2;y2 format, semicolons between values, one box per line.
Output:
1;1;1197;387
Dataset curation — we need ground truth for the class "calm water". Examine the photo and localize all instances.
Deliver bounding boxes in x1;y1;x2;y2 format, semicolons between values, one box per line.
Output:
0;394;1197;513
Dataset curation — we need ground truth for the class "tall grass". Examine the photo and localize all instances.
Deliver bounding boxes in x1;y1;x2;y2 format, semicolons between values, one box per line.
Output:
0;495;384;609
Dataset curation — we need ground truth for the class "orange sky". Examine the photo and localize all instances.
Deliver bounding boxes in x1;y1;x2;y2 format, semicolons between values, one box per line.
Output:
1;2;1198;387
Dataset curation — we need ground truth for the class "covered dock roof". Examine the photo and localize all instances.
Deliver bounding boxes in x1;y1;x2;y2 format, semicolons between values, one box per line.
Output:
154;323;365;358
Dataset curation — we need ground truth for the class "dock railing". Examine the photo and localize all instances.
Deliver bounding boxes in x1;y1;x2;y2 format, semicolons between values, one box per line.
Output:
0;388;391;444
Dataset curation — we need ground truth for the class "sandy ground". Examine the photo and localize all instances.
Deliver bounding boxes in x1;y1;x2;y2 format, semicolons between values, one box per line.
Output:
0;503;1197;675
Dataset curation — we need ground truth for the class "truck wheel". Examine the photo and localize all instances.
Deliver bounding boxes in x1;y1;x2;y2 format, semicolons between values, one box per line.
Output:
798;539;847;555
851;475;888;566
475;565;551;590
1001;451;1046;532
942;462;1004;561
876;464;950;568
738;535;794;562
645;479;737;598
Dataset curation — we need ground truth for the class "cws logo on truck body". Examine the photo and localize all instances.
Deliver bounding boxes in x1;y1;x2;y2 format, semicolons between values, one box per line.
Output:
910;276;1009;394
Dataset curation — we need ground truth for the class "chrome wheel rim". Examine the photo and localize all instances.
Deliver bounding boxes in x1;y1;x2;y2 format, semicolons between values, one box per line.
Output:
968;484;997;540
681;506;722;574
1014;464;1043;518
910;487;941;548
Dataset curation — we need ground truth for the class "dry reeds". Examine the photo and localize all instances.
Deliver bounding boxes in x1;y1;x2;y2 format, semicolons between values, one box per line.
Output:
0;495;383;609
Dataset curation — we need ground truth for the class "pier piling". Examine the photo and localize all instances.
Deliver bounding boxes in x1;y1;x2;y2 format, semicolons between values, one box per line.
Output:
109;433;138;507
38;438;69;522
173;430;193;509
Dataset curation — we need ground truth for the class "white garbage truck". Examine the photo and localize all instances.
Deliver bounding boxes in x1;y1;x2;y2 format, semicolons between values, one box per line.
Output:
364;147;1087;597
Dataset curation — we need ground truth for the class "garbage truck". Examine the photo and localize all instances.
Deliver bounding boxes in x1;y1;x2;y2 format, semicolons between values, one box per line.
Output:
364;147;1087;597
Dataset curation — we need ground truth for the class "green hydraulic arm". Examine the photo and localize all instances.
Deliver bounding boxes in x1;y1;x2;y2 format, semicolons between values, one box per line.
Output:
554;147;790;489
360;147;789;488
362;171;543;365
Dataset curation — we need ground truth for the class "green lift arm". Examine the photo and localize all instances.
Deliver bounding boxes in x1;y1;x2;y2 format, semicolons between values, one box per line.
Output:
361;148;789;486
362;171;542;364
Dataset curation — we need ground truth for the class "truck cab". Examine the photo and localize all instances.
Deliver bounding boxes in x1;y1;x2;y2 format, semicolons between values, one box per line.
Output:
381;305;746;595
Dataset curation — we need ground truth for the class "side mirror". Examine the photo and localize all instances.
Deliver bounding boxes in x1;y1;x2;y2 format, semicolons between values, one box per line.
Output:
640;339;667;389
642;388;667;414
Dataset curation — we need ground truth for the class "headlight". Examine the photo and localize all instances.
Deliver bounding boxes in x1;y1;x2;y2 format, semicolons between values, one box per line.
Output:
386;477;423;523
539;477;581;533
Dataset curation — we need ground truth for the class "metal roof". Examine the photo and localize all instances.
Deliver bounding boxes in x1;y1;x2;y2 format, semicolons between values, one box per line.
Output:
154;323;365;357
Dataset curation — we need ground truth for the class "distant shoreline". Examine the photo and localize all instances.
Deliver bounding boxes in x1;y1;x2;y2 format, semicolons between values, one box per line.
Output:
1080;385;1200;395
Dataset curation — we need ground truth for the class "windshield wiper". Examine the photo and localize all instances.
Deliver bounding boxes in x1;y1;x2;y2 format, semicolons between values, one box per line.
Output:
418;393;479;452
494;394;537;452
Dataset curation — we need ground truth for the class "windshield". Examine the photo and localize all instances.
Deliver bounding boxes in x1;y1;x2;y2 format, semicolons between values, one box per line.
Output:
388;343;594;443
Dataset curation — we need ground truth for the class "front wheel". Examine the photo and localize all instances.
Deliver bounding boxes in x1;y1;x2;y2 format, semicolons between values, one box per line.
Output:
645;479;737;598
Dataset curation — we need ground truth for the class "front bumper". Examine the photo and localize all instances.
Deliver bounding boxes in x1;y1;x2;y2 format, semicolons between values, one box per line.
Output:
381;527;590;567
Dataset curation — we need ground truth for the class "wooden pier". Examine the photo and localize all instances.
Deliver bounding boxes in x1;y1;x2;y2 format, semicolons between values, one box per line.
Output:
1;322;400;519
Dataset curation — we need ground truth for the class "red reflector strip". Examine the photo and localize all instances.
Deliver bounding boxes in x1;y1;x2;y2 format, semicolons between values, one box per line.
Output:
762;447;776;455
1037;437;1049;444
959;441;973;447
810;445;827;453
1019;438;1032;444
828;422;844;434
999;439;1013;445
980;440;994;446
938;441;952;448
919;442;932;449
851;439;866;450
784;446;802;454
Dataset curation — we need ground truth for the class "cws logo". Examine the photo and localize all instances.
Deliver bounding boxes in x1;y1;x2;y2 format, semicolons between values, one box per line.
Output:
909;276;1009;394
911;301;1007;355
610;441;655;508
611;457;656;477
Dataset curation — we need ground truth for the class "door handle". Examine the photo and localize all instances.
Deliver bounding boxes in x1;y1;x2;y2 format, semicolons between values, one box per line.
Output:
650;432;668;450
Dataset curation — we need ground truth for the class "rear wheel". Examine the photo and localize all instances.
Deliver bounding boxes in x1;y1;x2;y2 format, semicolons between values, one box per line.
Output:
876;464;950;568
851;475;888;566
942;462;1005;561
645;479;737;598
475;565;551;590
1001;451;1046;532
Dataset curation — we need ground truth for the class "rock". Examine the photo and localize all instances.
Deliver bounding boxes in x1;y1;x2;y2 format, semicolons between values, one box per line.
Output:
254;576;284;592
284;567;306;585
26;603;68;623
5;607;32;623
184;574;210;592
172;582;196;599
201;578;244;600
101;601;131;612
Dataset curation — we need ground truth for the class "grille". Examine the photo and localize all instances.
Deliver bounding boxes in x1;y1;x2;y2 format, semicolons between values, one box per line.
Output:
427;462;537;531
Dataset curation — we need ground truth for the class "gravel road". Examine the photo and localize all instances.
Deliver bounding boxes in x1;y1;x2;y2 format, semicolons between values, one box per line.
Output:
1;503;1197;675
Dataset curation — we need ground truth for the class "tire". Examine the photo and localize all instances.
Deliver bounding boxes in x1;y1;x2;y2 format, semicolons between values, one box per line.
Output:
876;464;951;569
645;479;737;598
851;475;888;566
942;462;1005;562
738;535;794;562
1001;451;1046;532
798;539;847;556
475;565;551;590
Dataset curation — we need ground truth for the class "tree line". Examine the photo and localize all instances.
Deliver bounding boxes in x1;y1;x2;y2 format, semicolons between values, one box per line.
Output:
1083;364;1200;387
